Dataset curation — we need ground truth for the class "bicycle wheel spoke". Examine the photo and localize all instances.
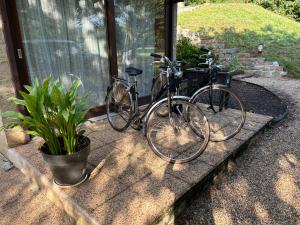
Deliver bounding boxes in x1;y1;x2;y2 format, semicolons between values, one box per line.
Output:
106;82;132;131
146;99;210;163
192;87;245;141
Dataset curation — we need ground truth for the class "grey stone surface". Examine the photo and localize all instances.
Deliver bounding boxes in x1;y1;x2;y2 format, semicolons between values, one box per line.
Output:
197;138;243;167
0;153;13;171
91;173;190;225
176;76;300;225
3;111;272;225
0;168;75;225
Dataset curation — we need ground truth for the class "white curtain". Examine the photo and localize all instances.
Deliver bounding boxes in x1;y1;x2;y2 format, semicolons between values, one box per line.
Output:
16;0;110;107
114;0;165;97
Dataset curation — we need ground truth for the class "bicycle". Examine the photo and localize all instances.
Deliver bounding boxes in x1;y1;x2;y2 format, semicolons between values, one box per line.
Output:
106;53;210;163
189;49;246;141
150;48;246;142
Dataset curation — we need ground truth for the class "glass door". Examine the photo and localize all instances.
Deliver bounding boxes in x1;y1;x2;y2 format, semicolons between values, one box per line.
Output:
114;0;166;97
16;0;110;107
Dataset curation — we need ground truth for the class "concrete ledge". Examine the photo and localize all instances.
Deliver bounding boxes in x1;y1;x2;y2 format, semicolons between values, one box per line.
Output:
0;113;273;225
1;144;99;225
156;116;271;225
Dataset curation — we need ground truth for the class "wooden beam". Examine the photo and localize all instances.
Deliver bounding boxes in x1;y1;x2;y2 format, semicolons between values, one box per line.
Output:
0;0;31;114
105;0;118;81
165;0;174;59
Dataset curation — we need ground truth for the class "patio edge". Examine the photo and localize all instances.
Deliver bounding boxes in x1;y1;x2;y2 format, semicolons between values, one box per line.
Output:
0;146;100;225
153;118;272;225
0;115;273;225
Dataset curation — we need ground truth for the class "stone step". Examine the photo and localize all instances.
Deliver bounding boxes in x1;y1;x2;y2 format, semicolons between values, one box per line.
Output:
218;48;238;54
263;61;275;66
243;69;286;77
280;71;288;76
238;52;251;58
214;43;226;49
239;57;265;63
243;69;261;76
242;65;284;72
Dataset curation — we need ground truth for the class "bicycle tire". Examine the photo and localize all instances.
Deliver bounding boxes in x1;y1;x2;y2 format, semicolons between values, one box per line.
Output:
106;81;133;132
145;97;210;163
191;85;246;141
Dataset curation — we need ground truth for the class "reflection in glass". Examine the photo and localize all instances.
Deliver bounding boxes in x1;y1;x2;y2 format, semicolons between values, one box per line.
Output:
16;0;110;106
114;0;165;97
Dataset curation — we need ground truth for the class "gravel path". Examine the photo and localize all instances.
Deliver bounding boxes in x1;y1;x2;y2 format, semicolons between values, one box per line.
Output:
176;77;300;225
0;167;75;225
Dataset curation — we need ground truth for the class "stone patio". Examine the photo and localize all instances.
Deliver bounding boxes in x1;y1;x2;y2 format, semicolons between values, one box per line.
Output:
1;112;272;225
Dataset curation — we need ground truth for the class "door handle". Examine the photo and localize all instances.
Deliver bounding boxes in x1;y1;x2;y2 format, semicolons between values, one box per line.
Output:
17;49;23;59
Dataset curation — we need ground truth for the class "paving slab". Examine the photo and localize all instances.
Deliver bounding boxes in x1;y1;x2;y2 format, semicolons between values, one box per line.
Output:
1;112;273;225
0;168;75;225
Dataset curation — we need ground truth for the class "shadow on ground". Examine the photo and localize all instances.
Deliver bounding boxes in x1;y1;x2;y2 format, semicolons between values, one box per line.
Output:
174;78;300;225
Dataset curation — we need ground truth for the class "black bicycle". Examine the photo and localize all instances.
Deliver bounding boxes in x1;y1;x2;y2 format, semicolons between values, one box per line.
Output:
190;49;246;141
151;49;246;141
106;53;210;163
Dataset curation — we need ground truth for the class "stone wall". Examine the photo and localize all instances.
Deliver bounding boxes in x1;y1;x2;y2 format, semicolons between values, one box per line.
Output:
177;27;237;66
177;27;288;77
0;15;15;118
0;14;29;147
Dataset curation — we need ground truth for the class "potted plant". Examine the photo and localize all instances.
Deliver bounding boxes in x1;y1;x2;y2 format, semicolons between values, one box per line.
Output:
1;78;91;186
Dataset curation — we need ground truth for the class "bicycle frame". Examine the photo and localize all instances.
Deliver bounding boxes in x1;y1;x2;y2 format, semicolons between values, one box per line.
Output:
129;68;173;122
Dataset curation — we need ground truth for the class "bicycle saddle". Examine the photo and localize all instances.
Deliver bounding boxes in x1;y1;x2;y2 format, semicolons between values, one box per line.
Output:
125;67;143;76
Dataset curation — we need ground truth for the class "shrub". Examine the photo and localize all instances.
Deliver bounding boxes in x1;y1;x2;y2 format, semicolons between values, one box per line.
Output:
185;0;205;6
176;37;207;68
251;0;300;22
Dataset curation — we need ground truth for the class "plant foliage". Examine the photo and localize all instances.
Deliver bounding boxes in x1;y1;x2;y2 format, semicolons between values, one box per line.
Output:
185;0;205;6
177;37;209;68
1;78;89;155
183;0;300;22
251;0;300;22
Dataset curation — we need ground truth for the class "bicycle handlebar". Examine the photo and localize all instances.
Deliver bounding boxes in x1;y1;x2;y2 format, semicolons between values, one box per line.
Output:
150;53;183;79
150;53;172;66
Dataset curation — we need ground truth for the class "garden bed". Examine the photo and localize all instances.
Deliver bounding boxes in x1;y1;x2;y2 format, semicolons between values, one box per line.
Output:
231;79;287;123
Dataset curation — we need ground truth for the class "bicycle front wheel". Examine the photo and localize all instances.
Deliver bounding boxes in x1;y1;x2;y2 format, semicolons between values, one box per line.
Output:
191;85;246;141
145;98;210;163
106;82;133;132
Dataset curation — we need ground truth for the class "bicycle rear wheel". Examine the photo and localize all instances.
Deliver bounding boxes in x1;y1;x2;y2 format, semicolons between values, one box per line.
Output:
106;82;133;132
191;85;246;141
145;98;210;163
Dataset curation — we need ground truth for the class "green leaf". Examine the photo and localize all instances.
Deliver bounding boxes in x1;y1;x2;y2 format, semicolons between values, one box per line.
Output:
68;79;82;99
8;97;26;106
62;110;69;122
25;130;39;136
50;85;63;106
1;111;24;119
23;85;32;92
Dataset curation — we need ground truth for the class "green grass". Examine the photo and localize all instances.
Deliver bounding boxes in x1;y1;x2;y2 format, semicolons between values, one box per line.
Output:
178;3;300;77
